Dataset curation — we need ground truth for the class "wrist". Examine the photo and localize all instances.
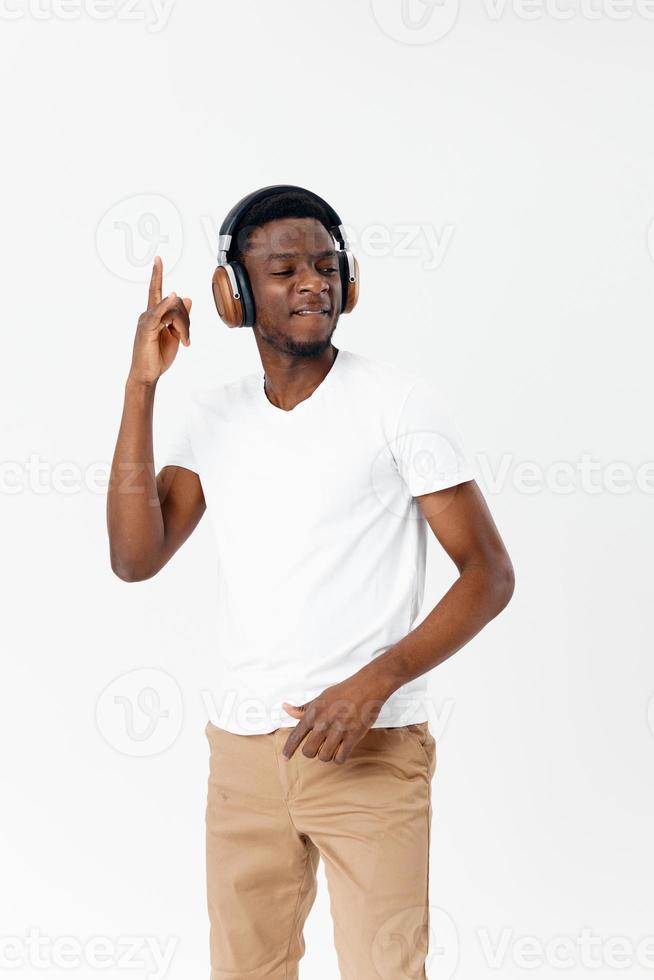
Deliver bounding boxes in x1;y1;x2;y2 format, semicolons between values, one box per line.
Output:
125;374;158;395
359;655;405;700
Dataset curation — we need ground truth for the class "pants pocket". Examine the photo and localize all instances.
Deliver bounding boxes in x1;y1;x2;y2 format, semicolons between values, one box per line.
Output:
406;723;437;776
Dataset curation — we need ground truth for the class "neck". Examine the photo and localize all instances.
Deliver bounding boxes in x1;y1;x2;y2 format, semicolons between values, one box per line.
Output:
261;345;339;412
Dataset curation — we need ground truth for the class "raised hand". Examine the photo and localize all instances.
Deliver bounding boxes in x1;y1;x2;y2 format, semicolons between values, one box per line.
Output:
128;255;192;386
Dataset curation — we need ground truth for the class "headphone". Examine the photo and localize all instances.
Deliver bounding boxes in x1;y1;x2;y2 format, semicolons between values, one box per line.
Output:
211;184;360;328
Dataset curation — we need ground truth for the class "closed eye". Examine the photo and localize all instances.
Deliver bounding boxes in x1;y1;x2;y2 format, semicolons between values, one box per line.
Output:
271;267;338;277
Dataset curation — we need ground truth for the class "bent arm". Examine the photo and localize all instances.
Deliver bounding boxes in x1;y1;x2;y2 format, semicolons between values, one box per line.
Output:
106;379;206;582
361;479;515;694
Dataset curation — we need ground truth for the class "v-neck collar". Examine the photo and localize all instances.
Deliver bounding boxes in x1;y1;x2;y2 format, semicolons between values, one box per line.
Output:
258;348;345;417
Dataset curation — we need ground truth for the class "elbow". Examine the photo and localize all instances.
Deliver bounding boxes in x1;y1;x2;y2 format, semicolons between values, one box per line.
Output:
111;560;143;583
110;554;160;583
494;557;516;613
107;531;165;581
465;553;515;615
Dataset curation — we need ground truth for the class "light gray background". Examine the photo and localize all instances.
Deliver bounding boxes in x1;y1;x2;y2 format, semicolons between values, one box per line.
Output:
1;1;652;977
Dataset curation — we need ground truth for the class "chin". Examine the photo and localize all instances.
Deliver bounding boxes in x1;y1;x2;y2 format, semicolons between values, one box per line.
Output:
258;315;338;357
283;328;336;359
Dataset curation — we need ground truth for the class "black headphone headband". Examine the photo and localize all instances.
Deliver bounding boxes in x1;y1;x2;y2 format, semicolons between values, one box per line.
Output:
211;184;358;328
216;184;349;261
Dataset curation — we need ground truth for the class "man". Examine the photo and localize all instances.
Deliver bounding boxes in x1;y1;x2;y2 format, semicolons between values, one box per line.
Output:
106;188;515;980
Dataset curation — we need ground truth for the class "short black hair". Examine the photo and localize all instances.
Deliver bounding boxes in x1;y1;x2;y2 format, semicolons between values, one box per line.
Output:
230;190;334;265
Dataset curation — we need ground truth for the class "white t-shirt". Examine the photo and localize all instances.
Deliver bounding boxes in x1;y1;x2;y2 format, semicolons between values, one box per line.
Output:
156;347;475;735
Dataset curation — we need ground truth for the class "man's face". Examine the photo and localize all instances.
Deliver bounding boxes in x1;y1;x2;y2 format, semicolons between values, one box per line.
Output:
241;217;343;357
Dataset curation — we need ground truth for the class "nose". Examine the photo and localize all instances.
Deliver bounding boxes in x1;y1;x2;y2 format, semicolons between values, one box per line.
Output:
296;265;330;295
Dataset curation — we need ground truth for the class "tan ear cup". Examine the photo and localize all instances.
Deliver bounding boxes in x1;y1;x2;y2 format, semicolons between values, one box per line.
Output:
343;254;360;314
212;265;244;328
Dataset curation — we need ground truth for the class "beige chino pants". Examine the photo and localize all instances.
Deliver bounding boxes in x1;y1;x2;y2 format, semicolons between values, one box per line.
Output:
205;719;437;979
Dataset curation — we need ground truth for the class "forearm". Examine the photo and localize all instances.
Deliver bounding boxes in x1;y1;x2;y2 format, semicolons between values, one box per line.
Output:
363;560;515;696
106;378;164;580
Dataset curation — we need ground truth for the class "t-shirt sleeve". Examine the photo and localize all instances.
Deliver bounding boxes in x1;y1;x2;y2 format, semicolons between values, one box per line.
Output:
393;378;475;496
155;396;199;475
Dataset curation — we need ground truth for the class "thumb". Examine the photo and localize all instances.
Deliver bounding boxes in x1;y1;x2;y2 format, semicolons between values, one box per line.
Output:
182;297;192;314
282;702;304;719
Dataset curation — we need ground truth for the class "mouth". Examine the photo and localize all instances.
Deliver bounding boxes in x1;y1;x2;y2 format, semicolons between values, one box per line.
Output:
292;308;330;317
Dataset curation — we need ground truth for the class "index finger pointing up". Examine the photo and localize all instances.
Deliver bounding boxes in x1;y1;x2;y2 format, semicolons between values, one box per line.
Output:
148;255;163;310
